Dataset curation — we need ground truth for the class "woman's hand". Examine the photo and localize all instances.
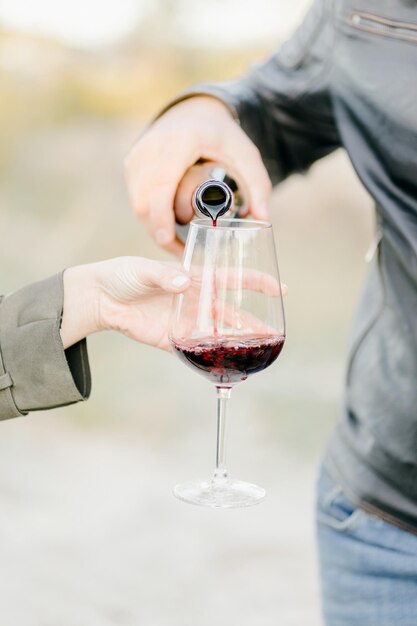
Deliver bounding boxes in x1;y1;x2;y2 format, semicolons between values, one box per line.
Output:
60;257;190;351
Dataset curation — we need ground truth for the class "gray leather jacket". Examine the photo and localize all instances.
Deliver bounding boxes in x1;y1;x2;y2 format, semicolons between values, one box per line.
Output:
181;0;417;530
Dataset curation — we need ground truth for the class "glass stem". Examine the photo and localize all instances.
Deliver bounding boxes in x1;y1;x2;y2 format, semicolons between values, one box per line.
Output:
214;386;232;482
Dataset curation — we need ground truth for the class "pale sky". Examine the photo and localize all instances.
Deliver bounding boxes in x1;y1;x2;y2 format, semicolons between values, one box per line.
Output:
0;0;146;47
0;0;310;48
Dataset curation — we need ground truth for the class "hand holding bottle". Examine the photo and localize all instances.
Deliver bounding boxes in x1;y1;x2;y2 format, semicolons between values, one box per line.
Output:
124;96;272;254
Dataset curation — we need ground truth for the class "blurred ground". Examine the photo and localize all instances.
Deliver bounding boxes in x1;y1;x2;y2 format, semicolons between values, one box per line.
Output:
0;8;374;626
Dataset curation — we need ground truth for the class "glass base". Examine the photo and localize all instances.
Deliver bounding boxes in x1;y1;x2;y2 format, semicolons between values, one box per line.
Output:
173;477;266;508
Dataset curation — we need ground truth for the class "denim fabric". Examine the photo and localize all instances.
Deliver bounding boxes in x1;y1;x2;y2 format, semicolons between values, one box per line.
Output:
316;467;417;626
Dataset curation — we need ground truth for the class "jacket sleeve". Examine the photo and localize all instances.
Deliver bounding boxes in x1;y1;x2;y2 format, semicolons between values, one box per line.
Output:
163;0;341;185
0;272;91;420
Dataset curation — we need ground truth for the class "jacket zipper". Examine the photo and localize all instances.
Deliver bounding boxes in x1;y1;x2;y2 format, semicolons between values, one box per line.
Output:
347;10;417;43
365;229;382;263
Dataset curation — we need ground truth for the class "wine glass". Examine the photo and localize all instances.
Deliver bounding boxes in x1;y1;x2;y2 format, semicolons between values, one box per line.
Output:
169;218;286;508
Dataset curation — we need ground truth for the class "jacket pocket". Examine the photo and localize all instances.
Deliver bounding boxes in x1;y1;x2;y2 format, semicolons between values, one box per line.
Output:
345;10;417;44
316;469;363;531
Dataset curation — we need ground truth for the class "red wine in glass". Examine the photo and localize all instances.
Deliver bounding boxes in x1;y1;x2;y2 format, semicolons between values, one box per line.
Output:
171;334;285;385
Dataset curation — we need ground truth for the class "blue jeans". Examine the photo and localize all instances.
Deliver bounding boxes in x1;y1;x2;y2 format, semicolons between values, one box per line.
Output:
316;467;417;626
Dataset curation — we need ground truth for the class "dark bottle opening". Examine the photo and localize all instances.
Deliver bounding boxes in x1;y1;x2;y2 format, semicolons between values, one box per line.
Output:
192;180;233;222
201;185;227;207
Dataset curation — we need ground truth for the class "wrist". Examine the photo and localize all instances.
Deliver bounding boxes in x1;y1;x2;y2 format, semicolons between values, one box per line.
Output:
176;94;234;118
158;94;235;128
60;264;101;349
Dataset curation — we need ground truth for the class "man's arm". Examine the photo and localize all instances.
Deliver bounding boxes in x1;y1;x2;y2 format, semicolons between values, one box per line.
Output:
167;0;341;184
125;0;341;251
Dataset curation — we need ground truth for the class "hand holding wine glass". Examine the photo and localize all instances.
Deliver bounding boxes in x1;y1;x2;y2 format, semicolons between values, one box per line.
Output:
60;257;191;351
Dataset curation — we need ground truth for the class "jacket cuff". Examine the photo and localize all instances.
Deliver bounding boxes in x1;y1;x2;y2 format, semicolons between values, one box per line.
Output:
155;82;241;123
0;273;91;419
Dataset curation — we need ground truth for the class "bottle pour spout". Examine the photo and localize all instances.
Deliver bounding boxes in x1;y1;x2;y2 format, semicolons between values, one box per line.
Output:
192;179;233;223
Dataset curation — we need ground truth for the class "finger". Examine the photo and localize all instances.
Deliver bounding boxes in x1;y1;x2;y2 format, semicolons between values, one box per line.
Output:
140;214;185;257
138;260;191;294
237;203;250;218
217;300;280;335
174;162;214;224
240;272;287;296
188;266;287;297
124;145;152;218
148;185;178;248
218;267;284;297
160;235;185;257
146;151;201;247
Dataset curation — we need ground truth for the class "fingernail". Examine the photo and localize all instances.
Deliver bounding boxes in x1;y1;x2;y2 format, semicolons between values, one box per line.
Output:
155;228;172;245
257;203;269;220
170;275;189;289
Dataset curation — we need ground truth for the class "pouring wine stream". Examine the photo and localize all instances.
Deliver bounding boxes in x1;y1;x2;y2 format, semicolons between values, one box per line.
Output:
192;180;233;341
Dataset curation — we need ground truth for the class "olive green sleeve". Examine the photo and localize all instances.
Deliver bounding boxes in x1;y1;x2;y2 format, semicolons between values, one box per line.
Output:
0;272;91;420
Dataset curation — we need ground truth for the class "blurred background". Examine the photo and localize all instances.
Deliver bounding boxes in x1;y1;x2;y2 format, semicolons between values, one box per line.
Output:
0;1;374;624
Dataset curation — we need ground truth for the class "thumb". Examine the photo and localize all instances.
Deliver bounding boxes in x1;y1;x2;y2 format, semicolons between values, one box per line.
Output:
150;264;191;293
